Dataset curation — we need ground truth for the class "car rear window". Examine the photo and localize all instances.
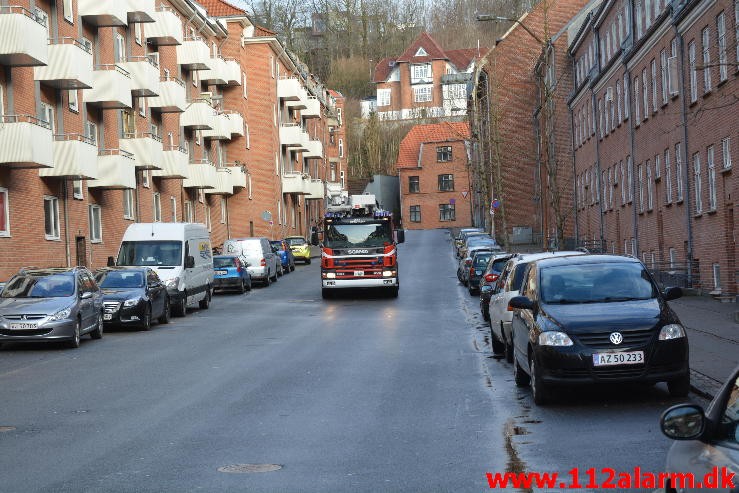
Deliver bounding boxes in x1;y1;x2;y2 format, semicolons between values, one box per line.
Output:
509;262;530;291
491;258;509;273
286;238;306;246
214;257;237;268
474;254;492;267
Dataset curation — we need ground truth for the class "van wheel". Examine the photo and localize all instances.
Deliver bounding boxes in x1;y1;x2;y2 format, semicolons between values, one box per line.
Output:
174;293;187;317
199;287;211;309
90;312;104;339
67;319;81;349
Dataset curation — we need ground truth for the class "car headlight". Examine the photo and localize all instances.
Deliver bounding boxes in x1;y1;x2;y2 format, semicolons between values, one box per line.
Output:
49;305;74;321
659;324;686;340
165;277;180;289
539;331;574;346
123;298;141;307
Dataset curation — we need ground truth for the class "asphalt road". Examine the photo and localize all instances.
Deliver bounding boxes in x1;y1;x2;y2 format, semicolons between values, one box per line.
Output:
0;230;703;492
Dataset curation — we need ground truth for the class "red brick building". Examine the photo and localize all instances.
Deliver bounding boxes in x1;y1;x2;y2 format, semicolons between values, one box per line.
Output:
397;122;473;230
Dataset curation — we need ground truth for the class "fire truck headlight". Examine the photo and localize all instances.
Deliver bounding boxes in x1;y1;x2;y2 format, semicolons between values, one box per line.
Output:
325;273;336;279
383;271;394;277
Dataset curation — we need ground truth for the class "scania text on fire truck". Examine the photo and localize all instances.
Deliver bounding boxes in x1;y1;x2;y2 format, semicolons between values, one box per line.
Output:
320;195;405;298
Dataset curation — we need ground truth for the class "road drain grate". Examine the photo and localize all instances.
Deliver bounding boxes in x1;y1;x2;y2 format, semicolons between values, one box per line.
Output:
218;464;282;474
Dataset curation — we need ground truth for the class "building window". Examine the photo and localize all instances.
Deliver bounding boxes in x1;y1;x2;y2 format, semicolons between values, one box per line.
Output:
377;88;391;107
413;85;432;102
153;193;162;222
616;81;622;122
693;152;702;214
598;99;604;138
411;63;431;82
660;49;668;105
717;12;728;82
623;74;630;120
712;263;721;290
44;196;60;240
641;68;649;120
439;204;455;221
409;205;421;222
205;205;211;232
702;27;712;93
171;196;177;222
633;76;640;123
408;176;420;193
338;139;344;158
688;41;698;102
184;201;193;222
437;146;452;162
650;59;657;112
438;174;454;191
675;143;684;201
220;199;227;224
63;0;73;22
636;0;643;38
655;153;661;179
86;121;97;146
340;170;345;188
707;146;716;211
89;205;102;242
627;155;634;203
638;163;644;212
669;247;677;268
0;188;9;236
646;162;653;211
664;149;672;204
722;137;732;169
123;189;135;220
141;169;150;188
620;160;626;205
68;90;78;112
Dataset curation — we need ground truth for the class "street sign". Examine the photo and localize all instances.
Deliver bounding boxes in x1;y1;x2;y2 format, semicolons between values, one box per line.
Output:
461;191;468;198
491;199;501;209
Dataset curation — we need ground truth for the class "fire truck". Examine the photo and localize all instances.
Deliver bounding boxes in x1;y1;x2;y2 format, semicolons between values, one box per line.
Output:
320;194;404;298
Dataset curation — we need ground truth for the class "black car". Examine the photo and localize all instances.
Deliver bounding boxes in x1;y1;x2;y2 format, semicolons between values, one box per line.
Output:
94;267;170;331
478;253;513;320
508;254;689;405
467;250;497;295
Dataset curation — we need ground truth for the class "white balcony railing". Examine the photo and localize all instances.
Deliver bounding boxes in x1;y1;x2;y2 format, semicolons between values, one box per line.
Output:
223;58;241;86
83;64;133;109
119;132;164;170
281;171;309;195
200;57;228;85
87;149;136;189
78;0;128;26
279;123;309;151
277;77;301;101
120;56;160;97
0;6;48;67
202;114;231;140
205;168;234;196
301;97;321;119
176;36;211;70
303;139;323;159
146;6;182;46
34;38;94;89
180;99;216;130
40;134;98;179
153;146;189;178
183;159;217;188
148;76;186;112
0;115;53;168
305;179;325;199
227;166;247;189
126;0;155;23
287;87;308;110
223;111;244;136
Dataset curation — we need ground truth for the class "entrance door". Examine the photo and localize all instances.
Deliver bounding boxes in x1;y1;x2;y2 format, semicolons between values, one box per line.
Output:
76;236;87;266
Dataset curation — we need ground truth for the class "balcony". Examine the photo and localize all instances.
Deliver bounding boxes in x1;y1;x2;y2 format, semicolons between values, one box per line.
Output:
202;114;231;140
0;115;53;168
87;149;136;189
39;134;98;179
222;111;244;136
287;87;308;110
303;139;323;159
34;38;94;89
180;99;216;130
120;56;160;97
227;166;247;189
78;0;128;26
120;133;164;170
126;0;155;23
281;171;309;195
83;64;132;109
148;77;186;112
183;159;217;189
223;58;241;85
0;6;48;66
205;168;234;196
146;6;182;46
277;77;302;101
279;123;309;151
200;57;227;85
153;146;189;178
176;37;211;70
301;97;321;119
305;179;325;199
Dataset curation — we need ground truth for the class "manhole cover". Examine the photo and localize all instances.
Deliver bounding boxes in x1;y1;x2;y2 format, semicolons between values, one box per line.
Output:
0;426;17;432
218;464;282;474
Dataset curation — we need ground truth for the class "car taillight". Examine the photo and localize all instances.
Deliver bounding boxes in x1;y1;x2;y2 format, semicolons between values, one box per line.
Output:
464;259;472;266
235;259;243;273
484;274;499;282
470;267;476;276
260;258;266;267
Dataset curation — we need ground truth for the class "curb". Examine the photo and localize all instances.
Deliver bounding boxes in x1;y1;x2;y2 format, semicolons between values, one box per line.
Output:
689;369;723;401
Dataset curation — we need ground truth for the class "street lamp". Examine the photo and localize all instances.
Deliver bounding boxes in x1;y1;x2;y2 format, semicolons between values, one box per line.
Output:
475;14;544;45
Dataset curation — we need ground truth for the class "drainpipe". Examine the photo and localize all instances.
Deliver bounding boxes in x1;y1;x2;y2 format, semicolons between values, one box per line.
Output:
225;196;230;238
675;24;694;286
533;108;544;248
62;180;71;267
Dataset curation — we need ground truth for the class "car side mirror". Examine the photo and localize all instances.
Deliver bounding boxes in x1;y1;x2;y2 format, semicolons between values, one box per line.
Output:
508;296;535;310
660;404;706;440
80;291;93;300
107;256;116;267
395;230;405;244
663;286;683;301
185;255;195;269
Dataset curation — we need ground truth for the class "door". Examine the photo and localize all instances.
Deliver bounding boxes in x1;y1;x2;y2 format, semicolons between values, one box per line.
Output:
77;273;94;331
146;269;165;316
75;236;87;267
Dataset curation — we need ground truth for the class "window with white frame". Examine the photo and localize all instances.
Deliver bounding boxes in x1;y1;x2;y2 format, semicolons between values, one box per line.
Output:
0;188;9;236
413;85;432;102
646;162;653;210
651;59;657;112
722;137;732;169
688;41;697;102
616;81;622;122
660;49;668;105
634;76;640;123
134;22;142;45
170;196;177;222
40;102;55;133
707;145;716;211
89;204;102;242
669;247;676;268
675;143;684;201
623;74;630;119
627;155;634;202
86;121;97;146
636;0;643;38
445;84;466;100
620;160;626;205
153;192;162;222
638;163;644;212
340;170;345;188
68;90;78;112
641;67;649;120
142;169;150;188
702;27;712;93
73;180;83;200
123;189;135;220
338;138;344;158
712;263;721;290
205;205;211;232
220;199;227;224
411;63;431;83
242;71;247;98
377;88;391;107
645;0;652;27
63;0;73;22
44;196;60;240
198;189;204;204
655;153;661;179
598;99;604;138
602;170;608;205
693;152;703;214
245;123;250;148
608;167;614;208
664;149;672;203
717;12;728;82
184;201;193;222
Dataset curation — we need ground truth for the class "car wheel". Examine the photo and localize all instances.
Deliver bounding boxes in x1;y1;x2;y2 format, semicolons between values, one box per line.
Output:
667;372;690;397
306;258;311;265
271;268;278;282
290;262;295;272
387;286;399;298
198;287;211;309
513;353;530;387
67;319;81;349
158;298;171;324
481;303;490;322
489;321;505;355
90;312;104;340
529;356;551;405
174;292;187;317
141;304;152;331
245;276;252;291
503;327;514;364
238;279;246;294
322;288;333;299
468;285;477;296
277;265;283;277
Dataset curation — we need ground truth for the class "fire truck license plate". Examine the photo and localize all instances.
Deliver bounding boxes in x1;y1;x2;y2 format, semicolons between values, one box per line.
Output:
354;270;364;276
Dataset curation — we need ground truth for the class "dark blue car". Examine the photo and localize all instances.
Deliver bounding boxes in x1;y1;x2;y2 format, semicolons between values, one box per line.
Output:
213;255;252;293
270;240;295;273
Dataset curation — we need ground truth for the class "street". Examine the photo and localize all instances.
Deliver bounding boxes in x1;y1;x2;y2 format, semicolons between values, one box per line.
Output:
0;230;702;492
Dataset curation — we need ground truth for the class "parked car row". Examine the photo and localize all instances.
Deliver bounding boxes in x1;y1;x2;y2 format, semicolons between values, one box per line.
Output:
0;223;315;349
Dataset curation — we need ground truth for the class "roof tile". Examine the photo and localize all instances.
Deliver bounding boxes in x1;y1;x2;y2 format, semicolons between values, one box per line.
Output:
396;122;470;169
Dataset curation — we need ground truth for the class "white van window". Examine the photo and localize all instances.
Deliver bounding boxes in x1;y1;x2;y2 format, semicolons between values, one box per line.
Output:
117;241;183;266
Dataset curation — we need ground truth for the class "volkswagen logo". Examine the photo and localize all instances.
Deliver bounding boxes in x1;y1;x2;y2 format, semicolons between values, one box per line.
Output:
609;332;624;345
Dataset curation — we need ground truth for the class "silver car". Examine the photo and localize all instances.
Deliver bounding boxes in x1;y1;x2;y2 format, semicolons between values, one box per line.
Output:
0;267;104;349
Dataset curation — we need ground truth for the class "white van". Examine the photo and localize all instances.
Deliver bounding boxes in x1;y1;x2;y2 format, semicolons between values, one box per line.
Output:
222;237;279;287
112;223;214;317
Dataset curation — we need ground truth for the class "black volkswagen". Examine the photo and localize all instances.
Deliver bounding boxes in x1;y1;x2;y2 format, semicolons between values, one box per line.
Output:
508;255;689;405
94;267;170;331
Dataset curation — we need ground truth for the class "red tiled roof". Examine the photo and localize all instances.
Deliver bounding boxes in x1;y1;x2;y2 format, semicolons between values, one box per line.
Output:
372;57;397;83
446;48;487;71
197;0;246;17
328;89;344;98
255;25;278;37
396;122;471;169
396;32;448;63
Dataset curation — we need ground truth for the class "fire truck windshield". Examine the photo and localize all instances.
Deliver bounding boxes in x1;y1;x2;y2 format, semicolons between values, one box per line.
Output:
324;221;392;248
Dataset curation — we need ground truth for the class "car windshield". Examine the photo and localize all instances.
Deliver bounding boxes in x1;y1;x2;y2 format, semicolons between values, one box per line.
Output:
1;273;75;298
541;262;658;304
324;221;392;248
117;241;182;267
96;271;144;288
214;257;237;268
286;238;307;246
473;254;493;268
